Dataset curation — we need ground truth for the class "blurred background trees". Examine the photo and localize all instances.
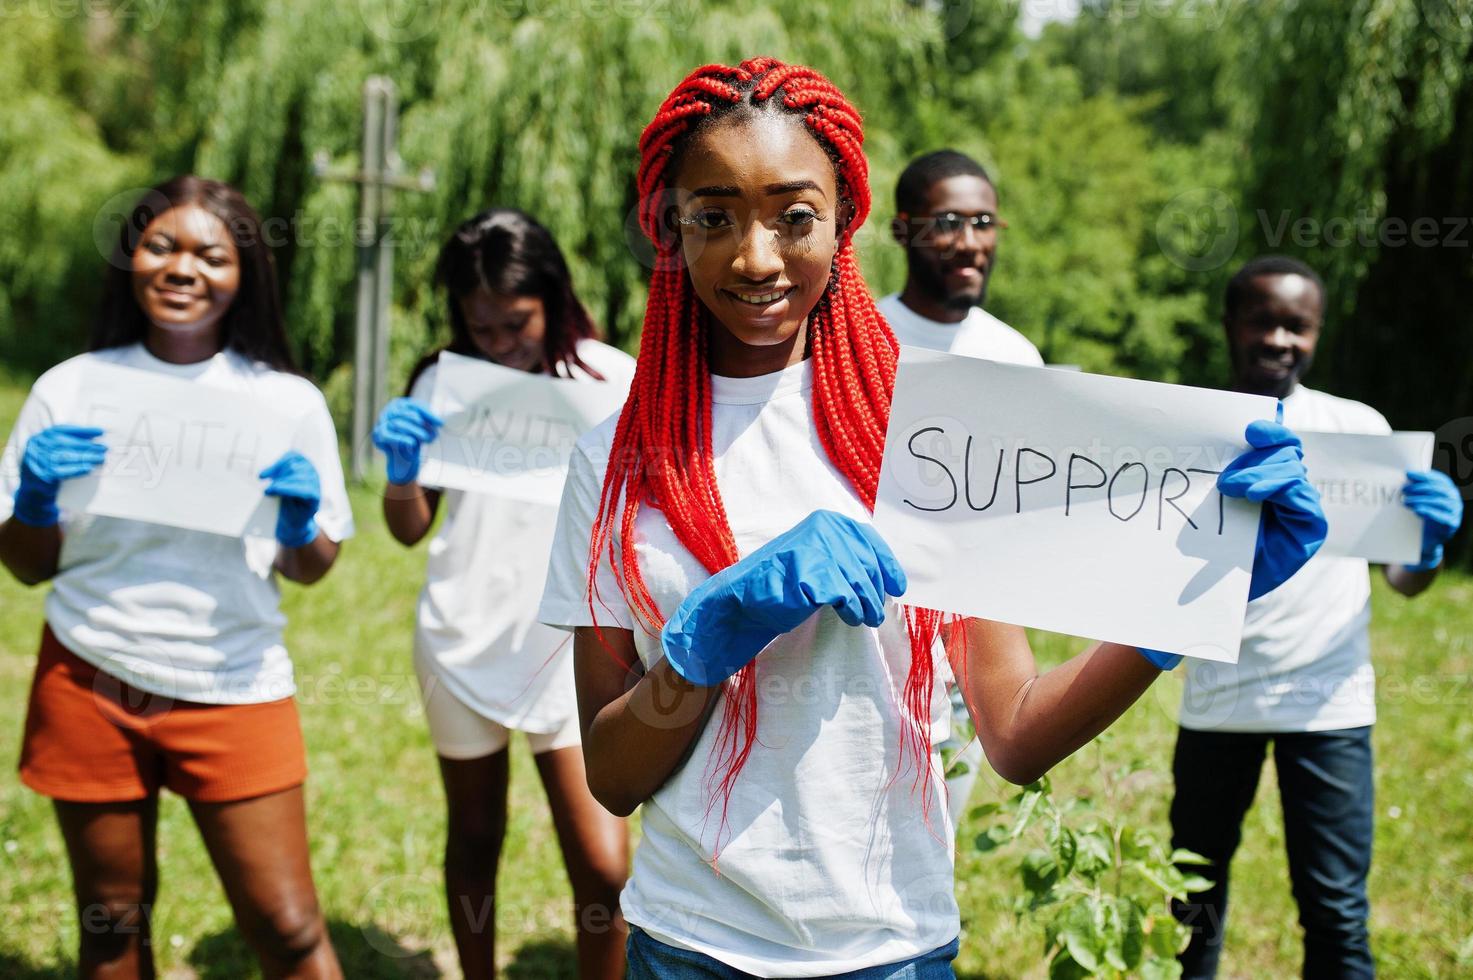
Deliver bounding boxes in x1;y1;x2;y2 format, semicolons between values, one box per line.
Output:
2;0;1469;485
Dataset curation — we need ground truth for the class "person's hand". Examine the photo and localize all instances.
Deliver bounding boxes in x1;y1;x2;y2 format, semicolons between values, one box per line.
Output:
371;398;443;486
13;425;107;528
660;510;908;687
1401;469;1463;572
260;451;321;548
1218;419;1327;601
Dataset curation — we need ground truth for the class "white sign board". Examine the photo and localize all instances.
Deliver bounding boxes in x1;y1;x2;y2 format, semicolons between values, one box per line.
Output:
874;348;1279;663
419;351;629;504
1300;430;1432;565
57;362;294;537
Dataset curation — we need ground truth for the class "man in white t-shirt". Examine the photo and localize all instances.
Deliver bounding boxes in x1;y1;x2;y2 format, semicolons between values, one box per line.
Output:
876;150;1043;830
877;148;1043;368
1169;257;1463;979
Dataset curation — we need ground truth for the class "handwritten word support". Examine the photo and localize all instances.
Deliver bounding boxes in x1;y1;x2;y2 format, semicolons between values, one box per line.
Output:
874;348;1278;663
56;362;294;538
1299;429;1432;564
419;352;629;504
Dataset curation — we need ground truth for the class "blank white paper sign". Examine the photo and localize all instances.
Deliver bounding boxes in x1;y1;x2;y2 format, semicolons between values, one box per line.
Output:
420;351;630;504
1299;430;1432;565
873;348;1279;663
56;362;293;538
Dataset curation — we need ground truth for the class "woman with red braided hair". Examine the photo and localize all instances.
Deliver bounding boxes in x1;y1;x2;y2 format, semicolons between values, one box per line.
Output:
537;58;1325;977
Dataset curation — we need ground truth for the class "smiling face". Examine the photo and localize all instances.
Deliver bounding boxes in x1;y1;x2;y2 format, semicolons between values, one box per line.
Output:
671;111;842;377
130;204;241;347
456;286;547;372
1224;273;1323;397
897;174;1000;318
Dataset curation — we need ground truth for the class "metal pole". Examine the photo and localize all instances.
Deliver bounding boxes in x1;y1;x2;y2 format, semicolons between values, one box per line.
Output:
350;77;387;480
372;79;398;445
317;75;432;483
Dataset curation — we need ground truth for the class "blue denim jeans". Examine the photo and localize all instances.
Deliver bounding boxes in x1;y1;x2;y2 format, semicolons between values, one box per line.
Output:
625;928;960;979
1168;725;1375;979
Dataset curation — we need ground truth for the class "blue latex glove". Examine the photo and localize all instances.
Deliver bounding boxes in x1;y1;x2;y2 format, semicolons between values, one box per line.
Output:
1402;469;1463;572
12;425;107;528
260;451;321;548
371;398;443;485
1218;419;1328;601
660;510;909;687
1136;648;1183;671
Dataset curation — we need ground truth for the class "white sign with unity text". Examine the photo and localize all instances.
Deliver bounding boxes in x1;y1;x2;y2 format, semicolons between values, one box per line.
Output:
419;351;630;504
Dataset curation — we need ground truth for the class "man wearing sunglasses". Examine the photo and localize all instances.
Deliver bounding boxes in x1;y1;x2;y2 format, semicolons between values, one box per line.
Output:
878;149;1042;367
878;150;1044;835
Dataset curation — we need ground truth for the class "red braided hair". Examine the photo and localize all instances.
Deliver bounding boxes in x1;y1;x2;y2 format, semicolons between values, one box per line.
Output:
588;57;950;836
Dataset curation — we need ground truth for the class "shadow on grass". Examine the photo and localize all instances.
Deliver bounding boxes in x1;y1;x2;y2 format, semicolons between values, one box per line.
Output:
504;938;577;979
0;953;69;979
187;920;442;978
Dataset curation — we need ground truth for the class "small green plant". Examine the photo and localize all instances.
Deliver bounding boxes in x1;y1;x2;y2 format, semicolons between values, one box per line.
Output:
972;761;1212;979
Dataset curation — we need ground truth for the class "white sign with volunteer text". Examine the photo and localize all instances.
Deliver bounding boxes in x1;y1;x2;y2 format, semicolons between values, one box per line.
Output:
873;347;1279;663
1299;429;1432;565
419;351;630;504
56;361;294;537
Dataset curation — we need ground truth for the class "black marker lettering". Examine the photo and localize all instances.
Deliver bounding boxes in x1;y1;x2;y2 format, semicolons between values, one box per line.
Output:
1015;447;1057;513
903;426;958;513
1108;461;1149;521
1158;467;1198;530
1187;468;1225;534
964;436;1005;512
1065;453;1106;516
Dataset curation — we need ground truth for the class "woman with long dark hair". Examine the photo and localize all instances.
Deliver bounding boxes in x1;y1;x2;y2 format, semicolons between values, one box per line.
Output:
0;175;352;978
373;208;633;978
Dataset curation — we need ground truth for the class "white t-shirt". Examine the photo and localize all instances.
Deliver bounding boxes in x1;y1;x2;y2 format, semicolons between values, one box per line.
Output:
411;339;635;732
0;344;354;705
1178;385;1392;733
538;360;957;976
877;293;1044;366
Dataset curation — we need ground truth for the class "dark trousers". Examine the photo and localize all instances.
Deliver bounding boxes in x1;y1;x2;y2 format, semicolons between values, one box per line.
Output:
1168;725;1375;979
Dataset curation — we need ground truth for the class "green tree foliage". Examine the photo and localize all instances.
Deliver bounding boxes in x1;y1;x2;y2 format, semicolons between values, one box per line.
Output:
1028;0;1249;384
3;1;1466;466
0;11;147;367
2;0;1223;391
1228;0;1473;433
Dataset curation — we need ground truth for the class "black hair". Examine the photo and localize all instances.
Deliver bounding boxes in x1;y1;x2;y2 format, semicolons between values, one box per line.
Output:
90;175;296;372
1224;255;1326;321
894;149;993;215
408;208;599;392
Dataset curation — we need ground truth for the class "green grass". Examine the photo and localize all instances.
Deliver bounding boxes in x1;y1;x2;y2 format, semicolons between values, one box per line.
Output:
1;372;1470;978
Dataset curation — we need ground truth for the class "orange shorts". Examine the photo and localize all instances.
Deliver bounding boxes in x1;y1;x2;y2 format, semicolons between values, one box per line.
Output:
19;627;307;804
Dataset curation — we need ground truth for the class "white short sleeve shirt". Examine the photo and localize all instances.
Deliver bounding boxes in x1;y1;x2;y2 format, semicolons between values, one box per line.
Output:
0;344;354;704
538;360;958;976
1178;385;1393;733
877;293;1044;366
410;339;635;732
